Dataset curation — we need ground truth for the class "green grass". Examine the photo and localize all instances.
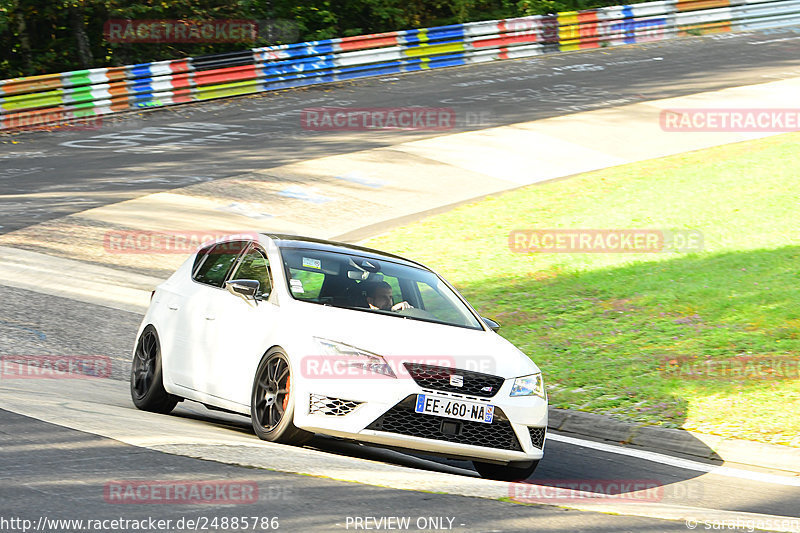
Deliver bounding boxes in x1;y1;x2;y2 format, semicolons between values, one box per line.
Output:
366;132;800;447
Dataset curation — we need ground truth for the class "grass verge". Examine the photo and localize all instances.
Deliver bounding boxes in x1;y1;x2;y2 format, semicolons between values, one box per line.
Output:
366;132;800;446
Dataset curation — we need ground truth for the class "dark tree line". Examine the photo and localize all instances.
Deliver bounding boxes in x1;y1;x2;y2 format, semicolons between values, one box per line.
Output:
0;0;627;78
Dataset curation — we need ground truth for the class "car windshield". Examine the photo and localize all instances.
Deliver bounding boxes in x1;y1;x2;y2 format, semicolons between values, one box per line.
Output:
280;247;483;330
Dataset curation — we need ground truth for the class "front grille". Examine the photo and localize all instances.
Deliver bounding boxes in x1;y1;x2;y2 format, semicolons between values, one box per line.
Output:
403;363;505;398
367;396;522;451
529;426;546;449
309;394;362;416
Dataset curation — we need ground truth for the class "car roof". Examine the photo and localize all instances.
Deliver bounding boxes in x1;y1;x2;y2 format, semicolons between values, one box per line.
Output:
262;233;429;271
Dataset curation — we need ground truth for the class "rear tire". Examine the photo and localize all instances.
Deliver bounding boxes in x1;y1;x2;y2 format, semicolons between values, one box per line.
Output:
130;325;180;414
473;460;539;481
251;349;312;445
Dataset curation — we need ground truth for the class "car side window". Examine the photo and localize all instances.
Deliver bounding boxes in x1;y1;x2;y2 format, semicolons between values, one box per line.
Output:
193;241;247;288
231;248;272;297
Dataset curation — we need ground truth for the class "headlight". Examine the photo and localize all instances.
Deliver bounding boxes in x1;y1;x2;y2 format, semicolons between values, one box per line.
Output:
510;373;546;399
313;337;396;378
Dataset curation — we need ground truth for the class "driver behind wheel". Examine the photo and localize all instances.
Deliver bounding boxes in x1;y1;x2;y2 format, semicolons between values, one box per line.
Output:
364;281;412;312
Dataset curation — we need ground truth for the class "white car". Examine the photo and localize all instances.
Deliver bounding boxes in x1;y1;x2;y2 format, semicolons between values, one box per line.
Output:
130;234;548;480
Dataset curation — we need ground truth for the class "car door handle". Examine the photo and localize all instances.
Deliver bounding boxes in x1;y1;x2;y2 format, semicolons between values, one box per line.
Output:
168;305;179;311
205;316;215;321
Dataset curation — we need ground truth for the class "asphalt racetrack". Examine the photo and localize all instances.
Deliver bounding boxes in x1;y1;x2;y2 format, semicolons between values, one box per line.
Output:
2;27;800;533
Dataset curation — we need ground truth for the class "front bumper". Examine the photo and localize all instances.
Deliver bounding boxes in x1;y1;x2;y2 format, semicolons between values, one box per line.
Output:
293;372;547;463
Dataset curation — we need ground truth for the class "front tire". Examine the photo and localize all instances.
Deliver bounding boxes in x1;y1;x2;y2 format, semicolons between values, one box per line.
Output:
251;349;312;445
473;460;539;481
130;325;179;414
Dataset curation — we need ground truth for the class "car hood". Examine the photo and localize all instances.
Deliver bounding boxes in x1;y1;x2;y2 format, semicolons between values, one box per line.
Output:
284;300;540;379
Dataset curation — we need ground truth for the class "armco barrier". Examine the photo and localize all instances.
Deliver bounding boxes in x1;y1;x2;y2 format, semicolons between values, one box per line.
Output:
2;0;800;130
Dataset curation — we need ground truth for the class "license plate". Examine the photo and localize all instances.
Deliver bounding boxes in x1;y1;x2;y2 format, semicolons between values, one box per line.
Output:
414;394;494;424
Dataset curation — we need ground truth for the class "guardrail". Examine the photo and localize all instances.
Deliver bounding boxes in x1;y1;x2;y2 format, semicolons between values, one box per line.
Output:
2;0;799;130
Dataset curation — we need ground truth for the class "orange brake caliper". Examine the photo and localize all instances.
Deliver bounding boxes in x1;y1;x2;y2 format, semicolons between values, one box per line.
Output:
282;374;290;411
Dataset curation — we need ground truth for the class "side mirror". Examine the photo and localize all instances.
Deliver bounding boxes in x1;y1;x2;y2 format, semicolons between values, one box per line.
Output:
225;279;261;304
482;317;500;332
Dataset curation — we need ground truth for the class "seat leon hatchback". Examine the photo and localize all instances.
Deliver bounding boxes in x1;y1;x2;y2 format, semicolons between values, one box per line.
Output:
130;234;548;480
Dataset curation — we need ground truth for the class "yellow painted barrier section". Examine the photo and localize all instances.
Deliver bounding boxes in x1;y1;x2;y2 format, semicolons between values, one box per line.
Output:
195;79;262;100
677;0;730;11
559;11;581;51
0;90;64;112
679;20;732;34
402;41;467;58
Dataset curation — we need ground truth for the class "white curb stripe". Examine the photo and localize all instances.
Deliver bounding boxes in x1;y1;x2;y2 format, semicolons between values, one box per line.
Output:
549;433;800;487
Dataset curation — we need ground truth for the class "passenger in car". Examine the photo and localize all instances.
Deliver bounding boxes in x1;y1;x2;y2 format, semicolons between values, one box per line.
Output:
364;281;412;312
